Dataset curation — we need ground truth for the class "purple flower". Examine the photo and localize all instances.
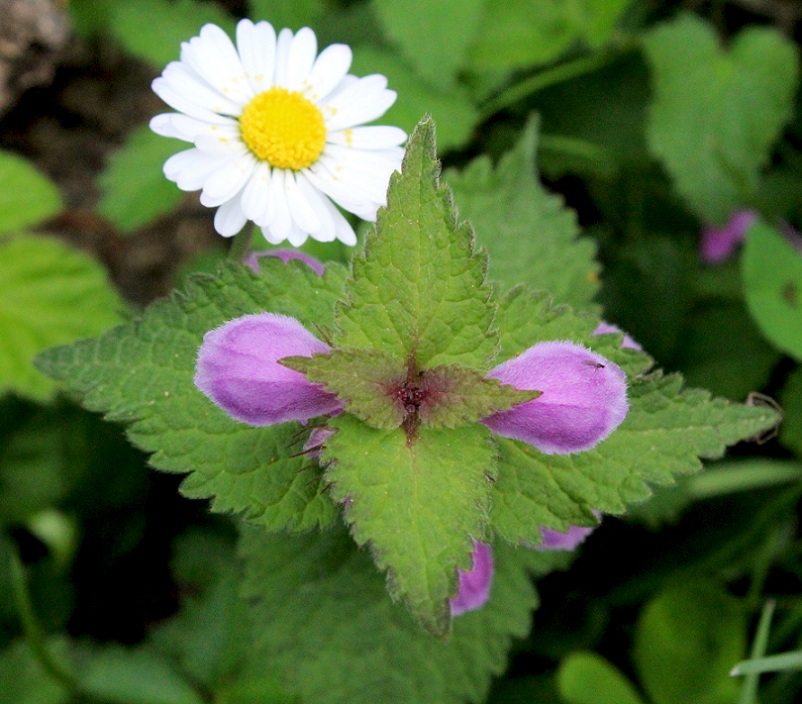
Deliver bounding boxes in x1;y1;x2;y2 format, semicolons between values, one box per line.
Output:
700;209;757;264
482;342;628;455
538;510;602;551
244;249;326;276
450;541;494;617
195;313;343;425
593;322;642;351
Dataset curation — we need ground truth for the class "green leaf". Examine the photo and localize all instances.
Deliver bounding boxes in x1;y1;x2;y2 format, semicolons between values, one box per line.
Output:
108;0;236;67
492;371;779;545
0;151;62;234
78;646;204;704
247;0;325;30
558;652;647;704
36;260;346;531
779;366;802;456
323;415;494;635
372;0;485;88
489;287;778;544
0;235;125;402
466;0;578;72
446;119;598;306
336;117;496;370
644;14;799;223
290;350;536;430
742;221;802;360
633;580;746;704
98;126;186;233
351;48;479;152
240;524;541;704
0;639;71;704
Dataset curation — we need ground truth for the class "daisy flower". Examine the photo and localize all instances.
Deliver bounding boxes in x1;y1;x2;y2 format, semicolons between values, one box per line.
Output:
149;20;406;247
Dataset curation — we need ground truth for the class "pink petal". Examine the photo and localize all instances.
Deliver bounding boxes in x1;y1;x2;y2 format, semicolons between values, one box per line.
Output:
700;209;757;264
195;313;343;425
593;322;642;351
450;541;494;617
482;342;628;455
538;511;602;551
244;249;326;276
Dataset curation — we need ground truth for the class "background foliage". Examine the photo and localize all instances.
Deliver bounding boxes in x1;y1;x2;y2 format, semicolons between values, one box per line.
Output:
2;1;802;703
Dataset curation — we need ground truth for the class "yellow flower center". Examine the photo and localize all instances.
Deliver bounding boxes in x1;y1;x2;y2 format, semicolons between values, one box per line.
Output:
239;87;327;170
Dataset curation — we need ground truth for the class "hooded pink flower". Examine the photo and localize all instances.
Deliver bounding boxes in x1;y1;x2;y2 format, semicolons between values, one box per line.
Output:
450;541;494;617
700;209;757;264
481;341;628;455
195;313;342;425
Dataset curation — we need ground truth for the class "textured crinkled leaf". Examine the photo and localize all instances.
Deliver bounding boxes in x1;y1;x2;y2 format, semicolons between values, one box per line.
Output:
644;14;799;223
495;287;653;377
239;523;541;703
446;119;598;307
108;0;236;67
0;151;62;233
0;235;124;402
98;125;185;233
742;221;802;360
323;414;494;635
36;260;347;531
336;118;495;369
372;0;485;88
292;350;536;430
351;49;479;152
491;371;779;545
285;349;404;429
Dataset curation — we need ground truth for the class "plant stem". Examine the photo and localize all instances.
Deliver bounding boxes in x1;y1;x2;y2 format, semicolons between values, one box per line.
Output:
10;549;78;693
478;38;638;121
228;222;255;262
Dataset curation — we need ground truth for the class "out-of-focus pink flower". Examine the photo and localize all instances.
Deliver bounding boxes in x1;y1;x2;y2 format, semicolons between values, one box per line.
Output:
482;342;628;455
593;322;642;351
244;249;326;276
195;313;343;425
700;209;758;264
450;541;494;617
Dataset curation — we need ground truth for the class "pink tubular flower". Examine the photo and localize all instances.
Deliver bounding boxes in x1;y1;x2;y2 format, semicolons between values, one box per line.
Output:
539;510;602;551
481;341;628;455
450;541;494;617
700;209;758;264
593;322;642;351
195;313;343;425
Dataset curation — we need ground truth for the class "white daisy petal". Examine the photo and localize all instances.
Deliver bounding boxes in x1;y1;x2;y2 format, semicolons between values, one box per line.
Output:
286;222;310;248
236;19;276;94
150;18;401;247
267;168;293;242
201;154;257;205
273;28;294;88
286;28;317;90
180;24;252;105
213;190;248;237
159;63;243;116
164;149;227;191
240;162;272;224
284;171;322;235
327;126;407;150
152;77;232;123
322;197;358;246
304;44;352;103
296;174;336;241
325;87;398;132
194;128;248;157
